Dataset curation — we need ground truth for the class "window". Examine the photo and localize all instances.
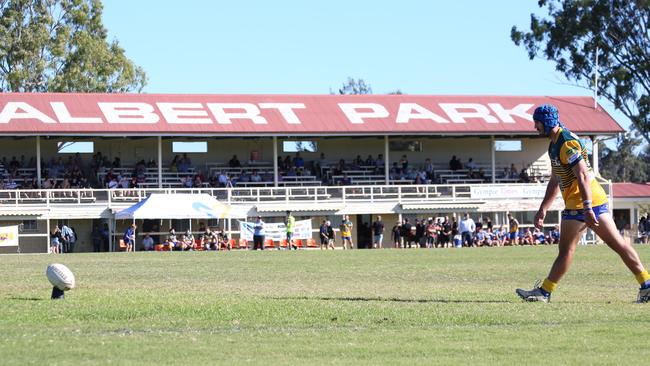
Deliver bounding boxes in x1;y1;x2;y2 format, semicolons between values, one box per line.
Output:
389;140;422;152
495;140;522;152
282;141;317;153
57;141;94;154
21;220;37;232
172;141;207;153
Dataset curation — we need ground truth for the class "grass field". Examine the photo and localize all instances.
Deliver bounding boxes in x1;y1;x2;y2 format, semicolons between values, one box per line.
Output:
2;245;650;365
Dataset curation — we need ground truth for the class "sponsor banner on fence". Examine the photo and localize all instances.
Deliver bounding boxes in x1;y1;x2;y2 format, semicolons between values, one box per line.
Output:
239;220;312;242
0;225;18;246
470;185;547;199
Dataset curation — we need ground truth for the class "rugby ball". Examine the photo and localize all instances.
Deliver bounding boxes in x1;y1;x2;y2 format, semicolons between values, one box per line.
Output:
46;263;75;291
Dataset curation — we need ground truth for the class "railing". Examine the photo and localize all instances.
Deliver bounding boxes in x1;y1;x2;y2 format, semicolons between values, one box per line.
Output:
0;183;505;209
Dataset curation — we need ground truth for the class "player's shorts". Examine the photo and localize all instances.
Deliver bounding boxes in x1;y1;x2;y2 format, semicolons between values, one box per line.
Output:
342;235;351;241
509;232;518;240
286;232;293;240
562;203;609;221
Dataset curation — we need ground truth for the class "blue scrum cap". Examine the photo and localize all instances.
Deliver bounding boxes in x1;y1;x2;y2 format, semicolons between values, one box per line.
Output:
533;104;561;135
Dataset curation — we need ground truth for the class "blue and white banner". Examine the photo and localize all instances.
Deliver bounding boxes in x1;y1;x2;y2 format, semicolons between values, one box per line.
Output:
239;220;312;241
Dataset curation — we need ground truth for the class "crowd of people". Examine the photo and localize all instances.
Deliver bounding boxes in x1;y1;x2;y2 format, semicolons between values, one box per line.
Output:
0;150;548;190
363;213;561;249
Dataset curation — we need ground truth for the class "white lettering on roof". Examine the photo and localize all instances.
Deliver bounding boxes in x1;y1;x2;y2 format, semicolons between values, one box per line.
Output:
396;103;449;124
207;103;267;124
51;102;102;124
439;103;498;123
98;103;159;124
488;103;534;123
338;103;389;124
157;103;212;124
0;102;56;124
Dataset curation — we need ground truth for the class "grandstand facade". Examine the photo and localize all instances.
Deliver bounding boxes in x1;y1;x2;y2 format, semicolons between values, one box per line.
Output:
0;93;626;253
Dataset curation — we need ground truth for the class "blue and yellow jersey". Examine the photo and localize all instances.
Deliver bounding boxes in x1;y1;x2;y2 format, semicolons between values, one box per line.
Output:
548;128;608;209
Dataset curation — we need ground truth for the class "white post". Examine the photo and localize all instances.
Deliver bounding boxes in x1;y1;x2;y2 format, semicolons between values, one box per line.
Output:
491;136;496;183
46;218;50;253
594;47;599;109
273;136;278;187
384;135;389;185
36;136;42;187
591;136;600;177
157;136;163;189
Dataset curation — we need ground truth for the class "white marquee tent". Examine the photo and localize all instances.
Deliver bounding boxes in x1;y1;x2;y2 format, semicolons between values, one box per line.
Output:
115;193;248;220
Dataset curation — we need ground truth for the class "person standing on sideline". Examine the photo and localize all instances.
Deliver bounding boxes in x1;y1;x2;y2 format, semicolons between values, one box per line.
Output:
253;216;265;250
319;220;329;250
516;104;650;303
285;211;296;250
123;224;136;252
507;212;520;246
372;216;385;249
340;215;354;249
459;213;476;247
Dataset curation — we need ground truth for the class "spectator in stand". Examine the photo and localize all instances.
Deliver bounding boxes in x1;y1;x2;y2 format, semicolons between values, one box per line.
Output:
293;152;304;168
465;157;477;171
449;155;462;171
459;213;476;247
250;170;262;183
217;171;229;187
340;173;351;185
372;215;384;249
142;233;155;251
519;168;531;183
389;163;402;180
424;158;434;180
392;220;402;249
375;154;385;169
111;157;121;168
181;174;194;189
364;155;375;166
509;163;518;179
399;155;409;173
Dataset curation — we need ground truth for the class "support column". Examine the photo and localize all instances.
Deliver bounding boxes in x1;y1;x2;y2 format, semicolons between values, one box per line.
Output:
46;218;50;253
157;136;163;189
36;136;42;187
490;136;496;183
591;136;599;177
273;136;279;187
384;135;389;185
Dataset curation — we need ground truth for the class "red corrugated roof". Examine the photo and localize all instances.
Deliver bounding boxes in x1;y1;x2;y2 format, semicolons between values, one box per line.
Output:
612;183;650;198
0;93;624;136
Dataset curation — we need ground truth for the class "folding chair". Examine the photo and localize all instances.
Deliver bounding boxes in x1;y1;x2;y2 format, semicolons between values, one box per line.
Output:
239;238;249;250
264;238;275;249
306;238;317;248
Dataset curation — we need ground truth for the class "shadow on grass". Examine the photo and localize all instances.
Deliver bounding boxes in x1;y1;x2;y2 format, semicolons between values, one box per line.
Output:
268;296;510;304
8;296;47;301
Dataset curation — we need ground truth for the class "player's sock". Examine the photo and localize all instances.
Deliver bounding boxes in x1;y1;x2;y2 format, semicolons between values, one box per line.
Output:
634;270;650;288
540;278;557;296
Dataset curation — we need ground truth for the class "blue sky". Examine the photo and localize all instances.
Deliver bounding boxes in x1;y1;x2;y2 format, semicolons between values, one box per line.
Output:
101;0;631;146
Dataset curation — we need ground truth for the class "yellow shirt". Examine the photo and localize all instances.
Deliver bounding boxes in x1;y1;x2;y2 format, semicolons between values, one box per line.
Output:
549;128;608;209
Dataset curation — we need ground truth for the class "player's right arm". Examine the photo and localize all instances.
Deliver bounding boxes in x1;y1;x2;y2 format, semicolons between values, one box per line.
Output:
535;174;560;229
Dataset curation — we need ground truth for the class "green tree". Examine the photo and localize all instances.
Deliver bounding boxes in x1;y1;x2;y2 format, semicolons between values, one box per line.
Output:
0;0;146;92
599;132;649;182
337;77;372;95
511;0;650;145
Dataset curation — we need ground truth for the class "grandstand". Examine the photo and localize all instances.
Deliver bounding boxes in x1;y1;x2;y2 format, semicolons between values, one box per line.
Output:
0;93;626;253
